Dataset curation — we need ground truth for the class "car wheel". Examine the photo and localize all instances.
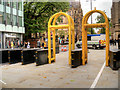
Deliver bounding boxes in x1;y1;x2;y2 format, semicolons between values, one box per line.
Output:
92;45;97;49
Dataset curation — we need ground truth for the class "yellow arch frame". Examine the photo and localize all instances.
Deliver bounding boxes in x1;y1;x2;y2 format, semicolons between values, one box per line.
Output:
48;12;75;65
82;9;109;66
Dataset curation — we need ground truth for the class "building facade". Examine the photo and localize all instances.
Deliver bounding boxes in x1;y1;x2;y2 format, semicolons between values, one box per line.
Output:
57;1;83;42
68;1;83;41
111;1;120;40
0;0;25;48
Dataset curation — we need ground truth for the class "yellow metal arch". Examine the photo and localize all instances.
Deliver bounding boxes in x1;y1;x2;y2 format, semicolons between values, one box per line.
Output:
82;8;109;66
48;12;75;65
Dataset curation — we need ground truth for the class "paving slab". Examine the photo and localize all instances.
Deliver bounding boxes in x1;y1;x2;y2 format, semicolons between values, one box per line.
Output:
1;49;118;88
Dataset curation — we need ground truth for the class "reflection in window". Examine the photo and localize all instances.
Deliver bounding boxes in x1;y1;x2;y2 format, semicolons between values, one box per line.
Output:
12;2;17;9
18;2;22;10
6;0;11;7
18;16;22;27
13;15;17;26
6;13;11;25
0;12;3;24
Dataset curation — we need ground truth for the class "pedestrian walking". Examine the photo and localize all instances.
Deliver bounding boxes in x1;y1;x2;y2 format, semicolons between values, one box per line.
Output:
20;41;24;48
27;41;30;48
114;39;116;46
25;41;28;48
42;40;44;48
37;39;41;48
11;41;14;49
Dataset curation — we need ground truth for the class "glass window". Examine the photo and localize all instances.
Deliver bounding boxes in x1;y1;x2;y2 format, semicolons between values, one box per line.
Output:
6;13;11;25
18;16;22;27
0;12;3;24
12;2;17;9
18;2;22;10
6;0;11;7
13;15;17;26
0;0;4;5
0;32;2;48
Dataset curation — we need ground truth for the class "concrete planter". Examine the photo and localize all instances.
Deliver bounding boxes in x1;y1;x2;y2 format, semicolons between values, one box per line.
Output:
8;49;22;64
0;49;9;63
36;49;53;66
71;49;82;68
109;49;120;70
21;48;40;65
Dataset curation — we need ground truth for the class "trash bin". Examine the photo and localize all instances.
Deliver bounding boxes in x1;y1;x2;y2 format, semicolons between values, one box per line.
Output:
36;49;53;66
109;49;120;70
71;49;82;68
0;49;9;63
21;48;40;65
8;49;22;64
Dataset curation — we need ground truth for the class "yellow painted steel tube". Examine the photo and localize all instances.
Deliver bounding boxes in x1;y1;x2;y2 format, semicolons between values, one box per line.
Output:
82;9;109;66
84;23;106;28
49;25;69;29
48;12;75;65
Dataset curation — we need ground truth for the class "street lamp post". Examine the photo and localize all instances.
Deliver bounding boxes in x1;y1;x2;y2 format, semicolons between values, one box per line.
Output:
86;0;96;34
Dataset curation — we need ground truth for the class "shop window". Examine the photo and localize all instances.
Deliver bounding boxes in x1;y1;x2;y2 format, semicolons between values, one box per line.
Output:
6;13;11;25
18;16;22;27
18;2;22;11
13;15;17;26
37;33;40;38
0;12;3;24
31;33;36;38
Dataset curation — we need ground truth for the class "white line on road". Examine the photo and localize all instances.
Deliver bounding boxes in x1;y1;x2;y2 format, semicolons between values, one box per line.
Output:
0;80;6;85
90;62;106;89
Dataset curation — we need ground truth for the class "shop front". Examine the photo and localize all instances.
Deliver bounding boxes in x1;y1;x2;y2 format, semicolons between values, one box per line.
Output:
3;33;22;49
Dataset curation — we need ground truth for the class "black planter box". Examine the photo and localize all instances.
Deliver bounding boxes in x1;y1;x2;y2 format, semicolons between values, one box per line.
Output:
109;49;120;70
21;48;40;65
8;49;22;64
71;49;82;68
0;49;9;63
36;49;53;66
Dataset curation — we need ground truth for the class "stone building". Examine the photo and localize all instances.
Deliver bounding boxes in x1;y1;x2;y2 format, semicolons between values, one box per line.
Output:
111;1;120;40
57;1;83;42
68;1;83;41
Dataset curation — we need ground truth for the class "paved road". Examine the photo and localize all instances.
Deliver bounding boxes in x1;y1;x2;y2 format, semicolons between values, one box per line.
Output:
0;47;119;88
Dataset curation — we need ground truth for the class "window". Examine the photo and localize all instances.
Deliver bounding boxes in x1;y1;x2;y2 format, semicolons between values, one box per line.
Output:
13;15;17;26
0;12;3;24
18;16;22;27
119;19;120;24
12;2;17;9
6;0;11;7
18;2;22;10
0;0;4;5
6;13;11;25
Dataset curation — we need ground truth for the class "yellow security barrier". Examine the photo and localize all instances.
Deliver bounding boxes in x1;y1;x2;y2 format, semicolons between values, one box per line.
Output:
48;11;75;65
82;8;109;66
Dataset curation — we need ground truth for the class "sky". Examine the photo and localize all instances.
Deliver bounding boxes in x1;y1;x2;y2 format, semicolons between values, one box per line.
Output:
75;0;112;32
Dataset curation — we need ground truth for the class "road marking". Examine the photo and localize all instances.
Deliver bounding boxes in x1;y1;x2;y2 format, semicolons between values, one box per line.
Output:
90;62;106;88
0;80;6;84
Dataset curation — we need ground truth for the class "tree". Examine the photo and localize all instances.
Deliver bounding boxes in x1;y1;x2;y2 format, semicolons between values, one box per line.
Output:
24;2;70;38
96;14;111;34
87;28;96;34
